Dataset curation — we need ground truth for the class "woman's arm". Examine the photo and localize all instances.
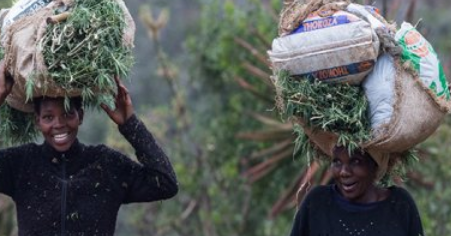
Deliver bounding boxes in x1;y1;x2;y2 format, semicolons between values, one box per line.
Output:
403;189;424;236
117;115;178;203
101;76;178;202
289;190;315;236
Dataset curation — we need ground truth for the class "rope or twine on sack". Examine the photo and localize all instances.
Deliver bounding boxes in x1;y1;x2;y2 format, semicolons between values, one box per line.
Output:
278;0;351;36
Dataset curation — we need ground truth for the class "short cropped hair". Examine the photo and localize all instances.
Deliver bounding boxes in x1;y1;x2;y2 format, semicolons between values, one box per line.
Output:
33;97;83;114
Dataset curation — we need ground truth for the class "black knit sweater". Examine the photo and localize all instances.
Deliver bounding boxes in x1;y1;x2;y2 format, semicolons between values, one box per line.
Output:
289;185;424;236
0;115;178;236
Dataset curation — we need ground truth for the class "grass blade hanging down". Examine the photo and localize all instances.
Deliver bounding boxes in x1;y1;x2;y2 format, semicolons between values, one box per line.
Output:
0;104;39;145
276;70;372;155
40;0;134;106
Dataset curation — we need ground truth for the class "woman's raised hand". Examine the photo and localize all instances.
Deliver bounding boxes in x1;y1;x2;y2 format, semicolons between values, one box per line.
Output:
101;76;134;125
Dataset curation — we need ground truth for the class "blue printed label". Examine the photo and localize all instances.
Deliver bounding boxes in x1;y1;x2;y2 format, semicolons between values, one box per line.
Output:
299;60;375;81
292;15;353;34
3;0;52;29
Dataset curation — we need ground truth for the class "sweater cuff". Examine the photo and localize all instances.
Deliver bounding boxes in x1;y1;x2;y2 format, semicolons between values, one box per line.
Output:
118;114;141;136
117;114;159;159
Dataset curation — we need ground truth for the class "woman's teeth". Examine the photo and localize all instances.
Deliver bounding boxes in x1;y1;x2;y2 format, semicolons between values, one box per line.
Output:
54;133;69;142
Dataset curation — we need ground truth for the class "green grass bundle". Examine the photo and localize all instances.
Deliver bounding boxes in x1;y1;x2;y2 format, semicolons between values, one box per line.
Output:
276;70;372;154
0;0;134;144
38;0;134;104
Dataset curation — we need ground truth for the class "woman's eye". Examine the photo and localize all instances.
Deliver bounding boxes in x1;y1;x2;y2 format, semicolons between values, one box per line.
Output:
350;158;362;165
331;159;342;167
42;115;53;121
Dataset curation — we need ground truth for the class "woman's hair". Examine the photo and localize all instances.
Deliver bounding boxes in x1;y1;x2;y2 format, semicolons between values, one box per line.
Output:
33;96;83;114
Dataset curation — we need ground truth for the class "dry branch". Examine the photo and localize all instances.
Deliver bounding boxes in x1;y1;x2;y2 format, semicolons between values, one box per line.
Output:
234;76;274;103
248;112;292;130
242;148;294;181
46;12;71;24
247;139;293;160
236;129;293;141
242;61;274;89
234;37;271;67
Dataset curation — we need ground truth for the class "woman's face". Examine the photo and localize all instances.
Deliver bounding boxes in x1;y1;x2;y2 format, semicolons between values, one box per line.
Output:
35;99;83;152
331;147;377;203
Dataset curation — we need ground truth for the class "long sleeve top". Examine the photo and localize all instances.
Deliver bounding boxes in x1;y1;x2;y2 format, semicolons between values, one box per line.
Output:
289;185;424;236
0;115;178;236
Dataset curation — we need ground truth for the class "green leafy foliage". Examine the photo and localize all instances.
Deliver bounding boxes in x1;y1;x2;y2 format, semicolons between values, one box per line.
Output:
0;103;38;144
276;70;371;153
41;0;134;105
0;0;133;144
185;0;301;234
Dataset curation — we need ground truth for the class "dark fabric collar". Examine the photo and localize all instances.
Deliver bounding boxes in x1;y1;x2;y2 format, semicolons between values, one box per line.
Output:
331;185;390;212
41;139;82;162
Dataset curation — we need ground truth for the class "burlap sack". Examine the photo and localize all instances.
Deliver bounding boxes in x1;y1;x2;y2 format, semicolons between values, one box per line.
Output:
285;58;447;178
1;0;135;112
362;62;448;152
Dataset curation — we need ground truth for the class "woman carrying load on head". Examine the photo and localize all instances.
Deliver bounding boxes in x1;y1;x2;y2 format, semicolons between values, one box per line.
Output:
0;59;178;235
289;146;424;236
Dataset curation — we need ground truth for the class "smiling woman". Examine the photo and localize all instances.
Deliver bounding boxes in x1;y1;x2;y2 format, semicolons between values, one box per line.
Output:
0;60;178;235
330;147;382;204
289;146;424;236
34;97;83;152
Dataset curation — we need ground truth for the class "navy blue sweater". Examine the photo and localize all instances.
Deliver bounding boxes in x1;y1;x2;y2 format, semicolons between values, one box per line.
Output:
0;115;178;235
289;185;424;236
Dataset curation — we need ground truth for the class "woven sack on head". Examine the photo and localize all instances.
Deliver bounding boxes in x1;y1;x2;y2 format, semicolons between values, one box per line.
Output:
362;21;451;153
362;63;449;153
1;0;135;112
289;54;448;165
269;4;380;85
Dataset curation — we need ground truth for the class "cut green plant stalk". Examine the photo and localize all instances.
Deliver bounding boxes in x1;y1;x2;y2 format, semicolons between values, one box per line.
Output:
276;70;372;156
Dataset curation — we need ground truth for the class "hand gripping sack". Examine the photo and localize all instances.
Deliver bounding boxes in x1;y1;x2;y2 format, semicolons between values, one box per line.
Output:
0;0;135;112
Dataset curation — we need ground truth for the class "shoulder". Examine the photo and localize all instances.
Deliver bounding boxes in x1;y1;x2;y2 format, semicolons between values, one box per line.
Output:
301;185;333;206
387;185;420;211
0;143;39;157
83;143;122;155
306;185;330;197
389;186;416;202
86;144;137;166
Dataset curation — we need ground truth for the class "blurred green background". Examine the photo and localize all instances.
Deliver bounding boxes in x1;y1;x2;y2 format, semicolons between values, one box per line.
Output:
1;0;451;235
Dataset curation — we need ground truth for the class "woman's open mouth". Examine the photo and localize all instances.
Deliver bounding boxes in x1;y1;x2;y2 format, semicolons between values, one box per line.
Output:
341;182;357;192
